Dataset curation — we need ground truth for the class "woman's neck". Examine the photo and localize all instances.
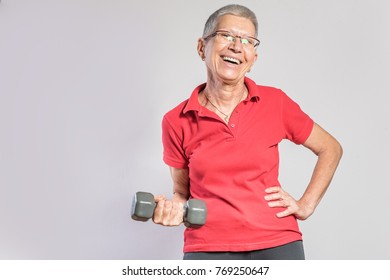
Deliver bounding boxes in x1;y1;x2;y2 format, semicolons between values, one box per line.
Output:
199;78;248;123
203;77;247;105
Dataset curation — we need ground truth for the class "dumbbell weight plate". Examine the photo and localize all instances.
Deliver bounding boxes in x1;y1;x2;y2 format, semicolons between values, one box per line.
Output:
184;199;207;228
131;192;156;222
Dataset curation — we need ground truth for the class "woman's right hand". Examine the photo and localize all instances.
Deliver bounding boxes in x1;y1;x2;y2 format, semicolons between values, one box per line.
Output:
152;195;185;226
154;167;190;226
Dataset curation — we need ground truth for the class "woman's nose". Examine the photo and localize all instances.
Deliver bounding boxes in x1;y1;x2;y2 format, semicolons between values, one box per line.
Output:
228;39;243;52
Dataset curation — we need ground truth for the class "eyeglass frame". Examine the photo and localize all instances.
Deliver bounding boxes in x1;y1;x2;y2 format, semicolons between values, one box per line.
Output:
203;30;260;49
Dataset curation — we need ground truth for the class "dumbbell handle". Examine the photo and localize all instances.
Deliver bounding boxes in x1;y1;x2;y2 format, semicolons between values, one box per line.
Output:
131;191;207;228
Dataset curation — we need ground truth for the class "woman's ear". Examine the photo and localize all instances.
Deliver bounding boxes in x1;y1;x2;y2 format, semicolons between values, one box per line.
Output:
197;38;206;61
248;52;258;72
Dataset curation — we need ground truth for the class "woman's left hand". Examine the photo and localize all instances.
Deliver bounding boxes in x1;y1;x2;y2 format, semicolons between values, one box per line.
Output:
264;186;314;220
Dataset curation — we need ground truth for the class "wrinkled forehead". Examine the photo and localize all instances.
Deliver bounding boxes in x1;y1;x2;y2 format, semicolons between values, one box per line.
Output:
215;14;257;37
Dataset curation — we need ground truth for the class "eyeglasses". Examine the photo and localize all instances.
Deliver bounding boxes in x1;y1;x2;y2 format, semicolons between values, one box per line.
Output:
203;30;260;49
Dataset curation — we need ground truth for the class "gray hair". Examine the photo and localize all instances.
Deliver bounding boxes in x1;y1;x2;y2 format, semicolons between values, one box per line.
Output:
203;4;258;37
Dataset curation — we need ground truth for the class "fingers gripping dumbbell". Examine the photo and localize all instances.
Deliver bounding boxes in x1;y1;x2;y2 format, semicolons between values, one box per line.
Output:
131;191;207;228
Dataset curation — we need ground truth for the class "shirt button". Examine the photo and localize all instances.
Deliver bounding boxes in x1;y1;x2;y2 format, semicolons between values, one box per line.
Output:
230;124;235;128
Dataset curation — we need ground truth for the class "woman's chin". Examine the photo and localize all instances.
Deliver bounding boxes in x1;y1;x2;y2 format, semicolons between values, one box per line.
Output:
212;67;243;81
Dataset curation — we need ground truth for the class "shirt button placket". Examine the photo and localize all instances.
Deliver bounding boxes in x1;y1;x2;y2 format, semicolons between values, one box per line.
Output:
227;110;239;138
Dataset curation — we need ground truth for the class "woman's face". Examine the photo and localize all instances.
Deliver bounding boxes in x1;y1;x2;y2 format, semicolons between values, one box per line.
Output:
198;14;258;85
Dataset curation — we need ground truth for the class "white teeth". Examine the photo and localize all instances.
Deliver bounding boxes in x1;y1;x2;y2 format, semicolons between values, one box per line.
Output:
223;56;240;64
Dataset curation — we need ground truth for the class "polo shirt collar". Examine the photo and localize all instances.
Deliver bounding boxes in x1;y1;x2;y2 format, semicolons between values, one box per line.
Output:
183;76;260;114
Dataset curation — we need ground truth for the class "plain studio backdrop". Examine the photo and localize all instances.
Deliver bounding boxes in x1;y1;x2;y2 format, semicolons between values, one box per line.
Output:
0;0;389;260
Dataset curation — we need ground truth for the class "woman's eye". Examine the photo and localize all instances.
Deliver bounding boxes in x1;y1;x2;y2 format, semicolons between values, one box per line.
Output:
241;38;250;45
224;34;234;41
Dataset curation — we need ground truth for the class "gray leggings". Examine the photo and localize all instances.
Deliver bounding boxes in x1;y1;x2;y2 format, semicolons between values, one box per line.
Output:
183;240;305;260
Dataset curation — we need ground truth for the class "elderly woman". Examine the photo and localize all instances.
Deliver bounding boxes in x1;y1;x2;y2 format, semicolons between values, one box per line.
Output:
153;4;342;260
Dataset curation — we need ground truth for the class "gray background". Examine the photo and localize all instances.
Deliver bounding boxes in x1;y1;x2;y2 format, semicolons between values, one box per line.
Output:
1;0;389;259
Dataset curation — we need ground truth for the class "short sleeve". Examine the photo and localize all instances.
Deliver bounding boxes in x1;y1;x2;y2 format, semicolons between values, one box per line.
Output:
281;91;314;144
162;115;189;169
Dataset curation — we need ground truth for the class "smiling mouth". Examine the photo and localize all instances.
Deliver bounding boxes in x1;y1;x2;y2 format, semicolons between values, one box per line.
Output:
222;56;241;65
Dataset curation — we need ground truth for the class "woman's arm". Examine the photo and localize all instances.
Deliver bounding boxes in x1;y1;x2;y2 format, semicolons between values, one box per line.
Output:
152;167;190;226
265;123;343;220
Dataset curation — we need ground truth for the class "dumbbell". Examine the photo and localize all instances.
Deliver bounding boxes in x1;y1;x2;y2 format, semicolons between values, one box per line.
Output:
131;191;207;228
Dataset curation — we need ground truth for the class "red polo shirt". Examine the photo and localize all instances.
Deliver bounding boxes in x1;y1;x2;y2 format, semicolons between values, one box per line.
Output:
162;77;314;252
